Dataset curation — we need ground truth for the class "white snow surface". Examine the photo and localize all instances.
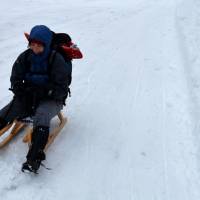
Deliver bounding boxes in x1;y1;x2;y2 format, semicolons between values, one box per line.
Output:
0;0;200;199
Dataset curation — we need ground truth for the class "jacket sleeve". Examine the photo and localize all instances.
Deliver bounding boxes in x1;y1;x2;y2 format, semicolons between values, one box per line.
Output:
50;53;71;101
10;51;27;88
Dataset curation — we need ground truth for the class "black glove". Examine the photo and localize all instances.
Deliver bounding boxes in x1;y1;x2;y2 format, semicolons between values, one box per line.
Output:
25;84;54;100
42;83;54;99
10;82;26;97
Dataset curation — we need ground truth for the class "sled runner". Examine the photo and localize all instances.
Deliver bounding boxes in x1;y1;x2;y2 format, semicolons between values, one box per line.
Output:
0;112;67;150
0;120;26;148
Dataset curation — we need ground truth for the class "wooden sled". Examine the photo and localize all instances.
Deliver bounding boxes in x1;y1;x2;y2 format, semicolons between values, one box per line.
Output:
0;121;26;148
23;112;67;152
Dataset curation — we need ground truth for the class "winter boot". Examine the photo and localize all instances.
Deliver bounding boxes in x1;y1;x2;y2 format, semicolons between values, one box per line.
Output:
22;126;49;173
22;150;46;173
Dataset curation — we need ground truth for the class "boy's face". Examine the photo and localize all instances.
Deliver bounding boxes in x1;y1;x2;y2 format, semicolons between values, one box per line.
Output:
29;42;44;54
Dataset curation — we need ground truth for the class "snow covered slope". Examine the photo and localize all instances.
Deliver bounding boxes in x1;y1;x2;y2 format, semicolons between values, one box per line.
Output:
0;0;200;199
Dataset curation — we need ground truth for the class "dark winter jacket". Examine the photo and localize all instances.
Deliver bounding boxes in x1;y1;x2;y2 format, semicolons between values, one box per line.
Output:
10;49;71;102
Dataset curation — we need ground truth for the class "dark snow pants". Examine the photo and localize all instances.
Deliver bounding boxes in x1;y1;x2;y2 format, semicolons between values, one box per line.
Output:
0;96;63;127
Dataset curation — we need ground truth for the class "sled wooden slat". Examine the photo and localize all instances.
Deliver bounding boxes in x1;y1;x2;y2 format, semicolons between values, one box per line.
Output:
0;122;26;148
0;122;14;137
45;113;67;151
22;127;33;143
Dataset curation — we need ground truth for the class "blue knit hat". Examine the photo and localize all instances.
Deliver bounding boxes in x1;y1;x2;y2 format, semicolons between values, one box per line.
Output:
29;25;53;48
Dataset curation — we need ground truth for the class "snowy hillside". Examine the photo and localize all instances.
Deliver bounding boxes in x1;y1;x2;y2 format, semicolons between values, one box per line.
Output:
1;0;200;199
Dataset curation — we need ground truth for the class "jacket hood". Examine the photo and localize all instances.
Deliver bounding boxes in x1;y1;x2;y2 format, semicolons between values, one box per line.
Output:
29;25;53;48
